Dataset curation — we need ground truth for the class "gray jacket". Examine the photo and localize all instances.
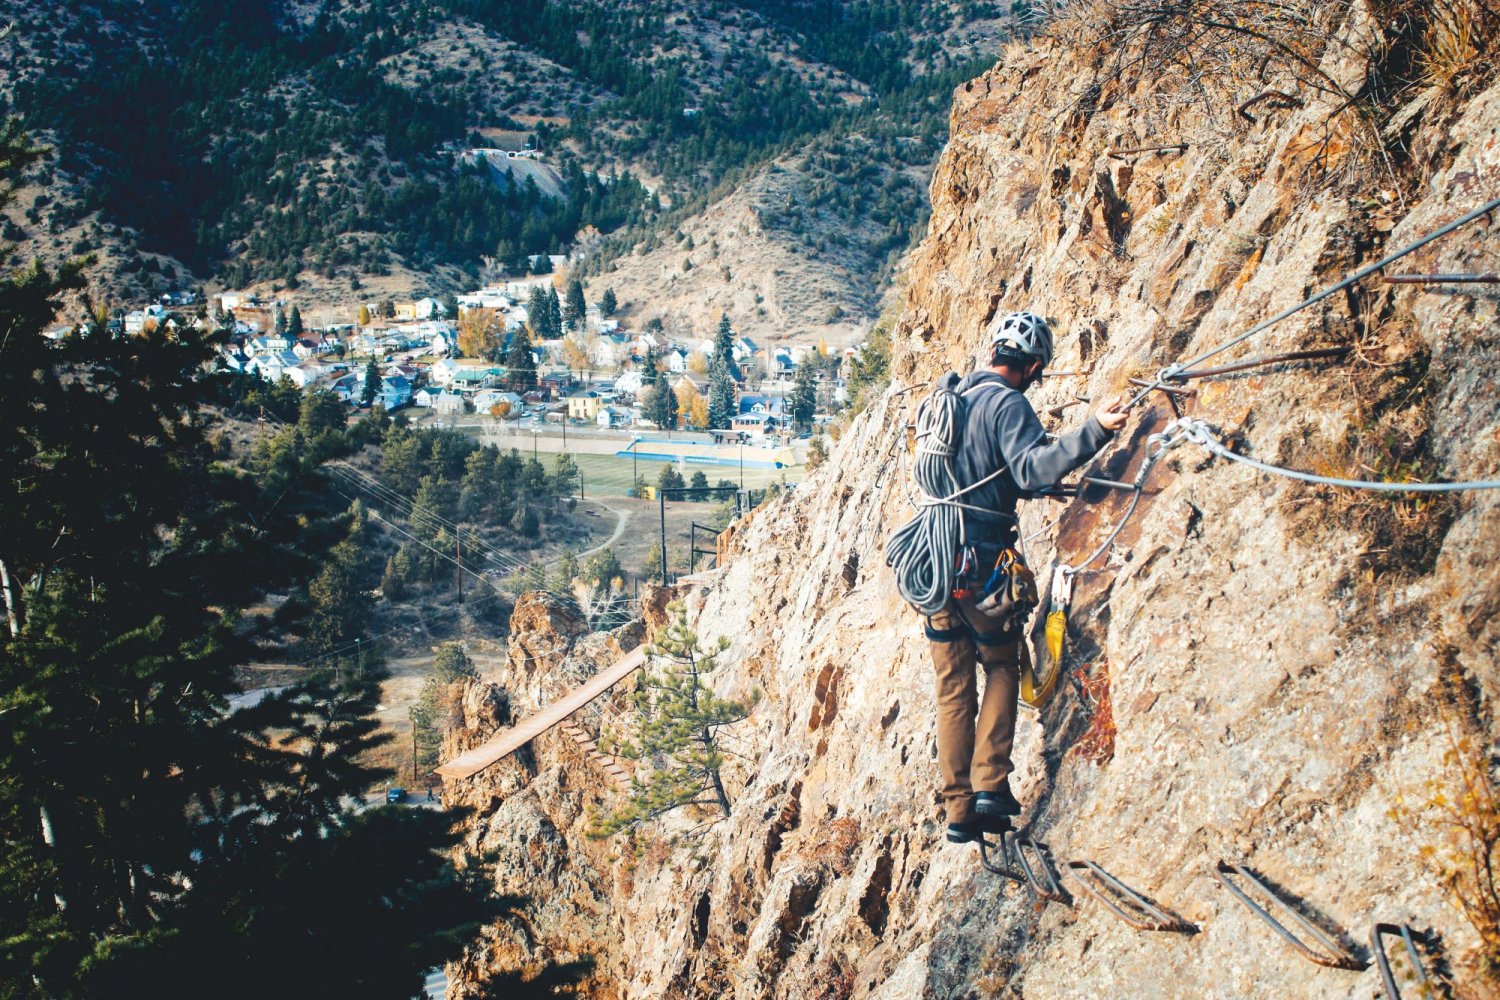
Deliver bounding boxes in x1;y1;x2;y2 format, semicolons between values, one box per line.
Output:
949;369;1114;540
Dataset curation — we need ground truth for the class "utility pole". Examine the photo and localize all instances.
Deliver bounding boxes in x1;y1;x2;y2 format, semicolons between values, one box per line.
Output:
408;706;417;784
455;531;463;604
578;471;585;500
739;440;744;490
631;437;639;493
659;489;668;585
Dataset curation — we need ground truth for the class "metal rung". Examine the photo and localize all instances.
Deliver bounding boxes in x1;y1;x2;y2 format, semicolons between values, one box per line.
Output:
1213;861;1368;970
1372;923;1429;999
1383;272;1498;284
1065;861;1197;933
977;835;1025;884
1007;833;1068;904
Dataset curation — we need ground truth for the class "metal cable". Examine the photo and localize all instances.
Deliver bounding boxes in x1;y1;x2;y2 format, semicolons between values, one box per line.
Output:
1175;418;1500;492
1126;196;1500;409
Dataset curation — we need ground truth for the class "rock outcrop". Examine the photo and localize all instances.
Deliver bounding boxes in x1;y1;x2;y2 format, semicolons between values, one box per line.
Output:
446;5;1499;996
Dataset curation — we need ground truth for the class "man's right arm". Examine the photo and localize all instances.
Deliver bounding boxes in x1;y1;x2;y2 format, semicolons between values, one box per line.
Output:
995;393;1116;492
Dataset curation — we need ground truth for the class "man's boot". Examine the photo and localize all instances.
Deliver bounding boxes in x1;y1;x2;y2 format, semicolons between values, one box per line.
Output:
946;812;1012;843
975;781;1021;818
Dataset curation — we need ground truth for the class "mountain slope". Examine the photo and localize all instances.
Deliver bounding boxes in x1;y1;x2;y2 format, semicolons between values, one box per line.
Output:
440;2;1500;996
0;0;1011;328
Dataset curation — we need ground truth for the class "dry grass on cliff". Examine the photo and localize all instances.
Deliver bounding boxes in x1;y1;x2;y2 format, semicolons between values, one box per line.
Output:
1040;0;1499;190
1390;661;1500;995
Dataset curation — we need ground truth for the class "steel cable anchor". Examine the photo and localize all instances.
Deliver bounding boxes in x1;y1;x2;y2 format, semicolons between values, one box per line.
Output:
1372;923;1430;999
976;833;1025;884
1005;832;1069;904
1065;861;1197;933
1212;861;1368;970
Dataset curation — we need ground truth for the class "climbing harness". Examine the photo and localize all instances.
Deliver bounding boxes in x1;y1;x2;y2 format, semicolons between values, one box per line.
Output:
1064;861;1197;933
1212;861;1367;970
1372;923;1430;999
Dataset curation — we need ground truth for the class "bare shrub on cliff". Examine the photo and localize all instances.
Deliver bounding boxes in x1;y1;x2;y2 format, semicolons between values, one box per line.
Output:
589;603;760;837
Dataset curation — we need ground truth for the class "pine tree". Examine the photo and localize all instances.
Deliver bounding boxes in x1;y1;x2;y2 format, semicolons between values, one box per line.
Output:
0;122;504;997
362;357;380;407
650;369;679;432
563;277;586;330
600;287;618;316
592;603;758;836
551;548;580;594
707;357;736;430
527;286;553;340
546;286;563;339
791;362;817;433
288;305;305;338
274;306;287;336
506;325;538;389
410;642;478;771
307;501;377;653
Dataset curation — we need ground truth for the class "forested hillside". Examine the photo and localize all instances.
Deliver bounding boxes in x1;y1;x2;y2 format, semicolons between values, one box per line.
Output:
0;0;1012;319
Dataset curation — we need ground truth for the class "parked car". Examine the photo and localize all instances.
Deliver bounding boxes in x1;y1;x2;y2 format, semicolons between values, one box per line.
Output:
386;787;407;804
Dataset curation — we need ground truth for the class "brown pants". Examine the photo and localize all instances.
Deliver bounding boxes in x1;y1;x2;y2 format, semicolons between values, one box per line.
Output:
927;593;1024;824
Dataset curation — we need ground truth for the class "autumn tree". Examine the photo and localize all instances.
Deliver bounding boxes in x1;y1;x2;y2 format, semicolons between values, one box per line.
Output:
676;380;709;431
458;307;501;360
592;604;758;836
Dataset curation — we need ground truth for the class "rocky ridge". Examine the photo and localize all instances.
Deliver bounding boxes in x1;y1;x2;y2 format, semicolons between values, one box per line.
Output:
444;4;1500;996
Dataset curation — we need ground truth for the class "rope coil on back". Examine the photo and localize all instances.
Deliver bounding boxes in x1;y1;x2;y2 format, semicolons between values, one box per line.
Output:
886;386;967;616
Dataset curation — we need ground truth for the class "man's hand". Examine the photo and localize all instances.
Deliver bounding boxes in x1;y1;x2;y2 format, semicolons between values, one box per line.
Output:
1094;394;1130;434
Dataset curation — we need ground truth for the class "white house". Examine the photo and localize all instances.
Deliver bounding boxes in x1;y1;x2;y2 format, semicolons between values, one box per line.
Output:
431;392;466;418
282;364;325;389
664;349;687;373
473;389;523;413
614;370;645;396
412;297;447;319
430;358;461;387
456;287;512;313
596;406;631;429
250;350;301;382
124;304;169;335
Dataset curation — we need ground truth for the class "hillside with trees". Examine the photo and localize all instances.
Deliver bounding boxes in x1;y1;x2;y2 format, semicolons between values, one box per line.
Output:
0;1;1014;328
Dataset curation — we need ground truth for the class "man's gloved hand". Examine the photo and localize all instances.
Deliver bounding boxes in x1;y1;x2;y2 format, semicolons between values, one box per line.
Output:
1095;394;1130;434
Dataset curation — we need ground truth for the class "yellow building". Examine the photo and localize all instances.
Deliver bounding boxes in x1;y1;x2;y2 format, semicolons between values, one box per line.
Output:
566;391;603;420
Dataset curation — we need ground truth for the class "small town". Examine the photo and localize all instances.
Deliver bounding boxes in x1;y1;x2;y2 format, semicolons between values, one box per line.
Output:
68;264;865;490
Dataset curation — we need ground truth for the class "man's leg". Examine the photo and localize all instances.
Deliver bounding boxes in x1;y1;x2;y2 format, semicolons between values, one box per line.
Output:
926;605;978;825
967;610;1022;796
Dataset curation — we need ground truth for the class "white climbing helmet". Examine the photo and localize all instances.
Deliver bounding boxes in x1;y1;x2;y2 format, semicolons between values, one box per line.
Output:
988;311;1055;367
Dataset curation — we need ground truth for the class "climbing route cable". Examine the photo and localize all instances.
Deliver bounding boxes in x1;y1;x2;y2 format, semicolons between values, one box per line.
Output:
1125;195;1500;409
1171;418;1500;492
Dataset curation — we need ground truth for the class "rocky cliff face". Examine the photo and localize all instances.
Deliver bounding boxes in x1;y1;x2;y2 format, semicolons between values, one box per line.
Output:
445;4;1500;996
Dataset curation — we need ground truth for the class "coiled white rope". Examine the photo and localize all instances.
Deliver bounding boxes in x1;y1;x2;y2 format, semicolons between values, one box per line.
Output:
886;388;967;615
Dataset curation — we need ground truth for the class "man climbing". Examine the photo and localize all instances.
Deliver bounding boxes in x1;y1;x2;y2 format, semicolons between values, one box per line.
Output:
927;311;1129;843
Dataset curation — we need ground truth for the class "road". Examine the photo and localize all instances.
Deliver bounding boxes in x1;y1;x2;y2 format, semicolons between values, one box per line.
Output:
579;499;629;558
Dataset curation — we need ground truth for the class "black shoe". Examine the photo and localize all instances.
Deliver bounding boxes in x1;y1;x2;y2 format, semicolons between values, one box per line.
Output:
975;783;1022;817
946;813;1011;843
946;820;982;844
